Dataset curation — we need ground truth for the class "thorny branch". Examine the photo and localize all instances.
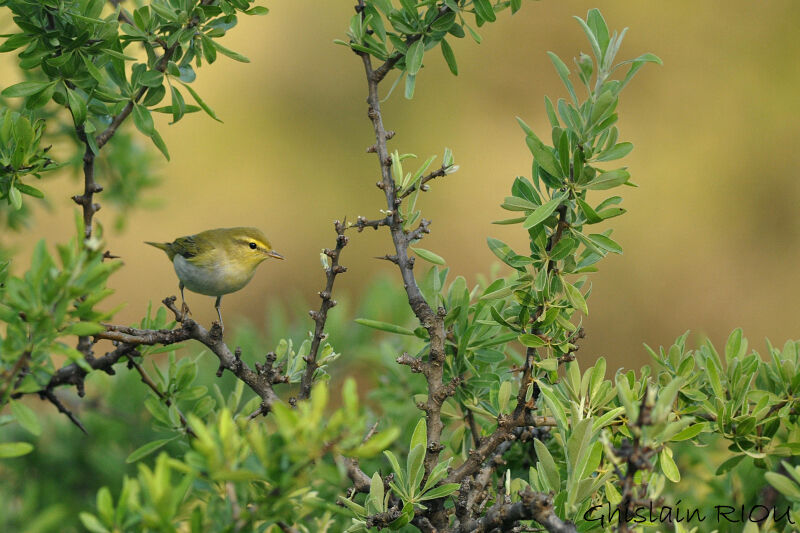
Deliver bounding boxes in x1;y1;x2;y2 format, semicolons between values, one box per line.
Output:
300;220;349;400
350;3;578;529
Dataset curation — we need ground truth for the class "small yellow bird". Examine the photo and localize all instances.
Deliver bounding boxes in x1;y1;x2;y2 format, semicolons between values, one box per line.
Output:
146;227;284;329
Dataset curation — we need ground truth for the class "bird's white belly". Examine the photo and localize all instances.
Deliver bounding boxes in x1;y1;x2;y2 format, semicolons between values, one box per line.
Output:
174;255;254;296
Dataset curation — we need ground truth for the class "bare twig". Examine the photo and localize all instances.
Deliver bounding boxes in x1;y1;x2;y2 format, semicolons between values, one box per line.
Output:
40;389;88;435
299;220;349;400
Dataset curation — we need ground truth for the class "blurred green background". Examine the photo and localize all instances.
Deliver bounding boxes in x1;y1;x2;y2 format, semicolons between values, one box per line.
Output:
2;0;799;372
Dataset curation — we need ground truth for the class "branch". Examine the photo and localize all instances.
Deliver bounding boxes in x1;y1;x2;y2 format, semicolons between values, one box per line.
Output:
462;488;577;533
40;389;88;435
129;358;196;437
361;32;451;493
398;165;452;199
299;220;349;400
93;303;282;409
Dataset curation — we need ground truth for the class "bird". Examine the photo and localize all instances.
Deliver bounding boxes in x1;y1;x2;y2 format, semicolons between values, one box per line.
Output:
145;227;284;330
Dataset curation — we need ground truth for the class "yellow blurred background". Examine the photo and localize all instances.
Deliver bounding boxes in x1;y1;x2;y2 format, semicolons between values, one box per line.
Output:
2;1;799;371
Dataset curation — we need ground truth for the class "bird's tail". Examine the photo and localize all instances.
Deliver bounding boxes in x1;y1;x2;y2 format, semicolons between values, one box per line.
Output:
145;241;174;260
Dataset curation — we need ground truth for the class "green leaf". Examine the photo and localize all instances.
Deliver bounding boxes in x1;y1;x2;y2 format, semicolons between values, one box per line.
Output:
440;39;458;75
150;129;170;161
407;443;425;492
410;418;427;451
132;104;154;135
659;449;680;482
577;199;602;223
525;133;563;179
519;334;546;348
472;0;496;22
670;422;706;442
180;82;223;123
419;483;460;500
125;437;177;463
406;39;425;75
585;168;629;190
0;441;33;458
8;187;22;210
10;400;41;436
522;194;563;230
138;70;164;88
766;472;800;502
211;40;250;63
596;142;633;162
245;6;269;15
412;247;445;265
588;234;622;254
66;87;87;125
2;81;54;98
79;513;109;533
547;51;577;104
564;281;588;315
354;318;415;336
65;322;105;336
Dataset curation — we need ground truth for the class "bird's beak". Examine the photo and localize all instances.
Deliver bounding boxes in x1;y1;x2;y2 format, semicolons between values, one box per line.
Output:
267;250;285;260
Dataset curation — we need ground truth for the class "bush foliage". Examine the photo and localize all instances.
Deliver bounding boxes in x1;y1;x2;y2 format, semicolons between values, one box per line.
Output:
1;2;798;533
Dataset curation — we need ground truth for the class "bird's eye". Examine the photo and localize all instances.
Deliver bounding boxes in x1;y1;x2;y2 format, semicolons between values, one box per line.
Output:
249;242;257;250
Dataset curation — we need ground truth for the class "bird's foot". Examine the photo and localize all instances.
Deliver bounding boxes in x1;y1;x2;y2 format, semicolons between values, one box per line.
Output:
180;301;192;322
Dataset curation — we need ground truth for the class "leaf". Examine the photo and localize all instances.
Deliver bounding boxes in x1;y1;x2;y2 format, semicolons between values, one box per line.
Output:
659;449;680;482
1;81;54;97
670;422;706;442
419;483;460;500
596;142;633;162
519;334;546;348
132;104;154;135
66;87;87;125
534;438;560;491
211;40;250;63
498;381;512;412
410;418;427;451
65;321;105;336
547;51;577;104
564;281;588;315
588;234;622;254
585;168;629;190
406;39;424;75
765;472;800;502
8;187;22;210
404;73;416;99
10;400;41;436
577;198;602;223
407;444;425;492
472;0;496;22
522;194;563;230
125;437;177;463
180;82;223;123
412;247;445;265
354;318;415;336
368;472;385;514
440;39;458;75
0;441;33;458
79;513;109;533
525;133;562;178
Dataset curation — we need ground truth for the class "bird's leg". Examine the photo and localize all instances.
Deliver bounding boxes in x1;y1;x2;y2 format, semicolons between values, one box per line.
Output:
214;295;224;333
179;282;192;320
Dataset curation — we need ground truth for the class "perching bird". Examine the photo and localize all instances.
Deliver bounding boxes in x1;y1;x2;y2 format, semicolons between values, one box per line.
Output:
146;227;284;330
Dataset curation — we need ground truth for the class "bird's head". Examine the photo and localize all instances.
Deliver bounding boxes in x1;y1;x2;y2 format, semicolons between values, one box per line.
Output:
222;227;284;270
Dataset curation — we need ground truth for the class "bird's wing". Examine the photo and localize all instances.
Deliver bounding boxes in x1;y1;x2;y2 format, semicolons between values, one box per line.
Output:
170;236;199;259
